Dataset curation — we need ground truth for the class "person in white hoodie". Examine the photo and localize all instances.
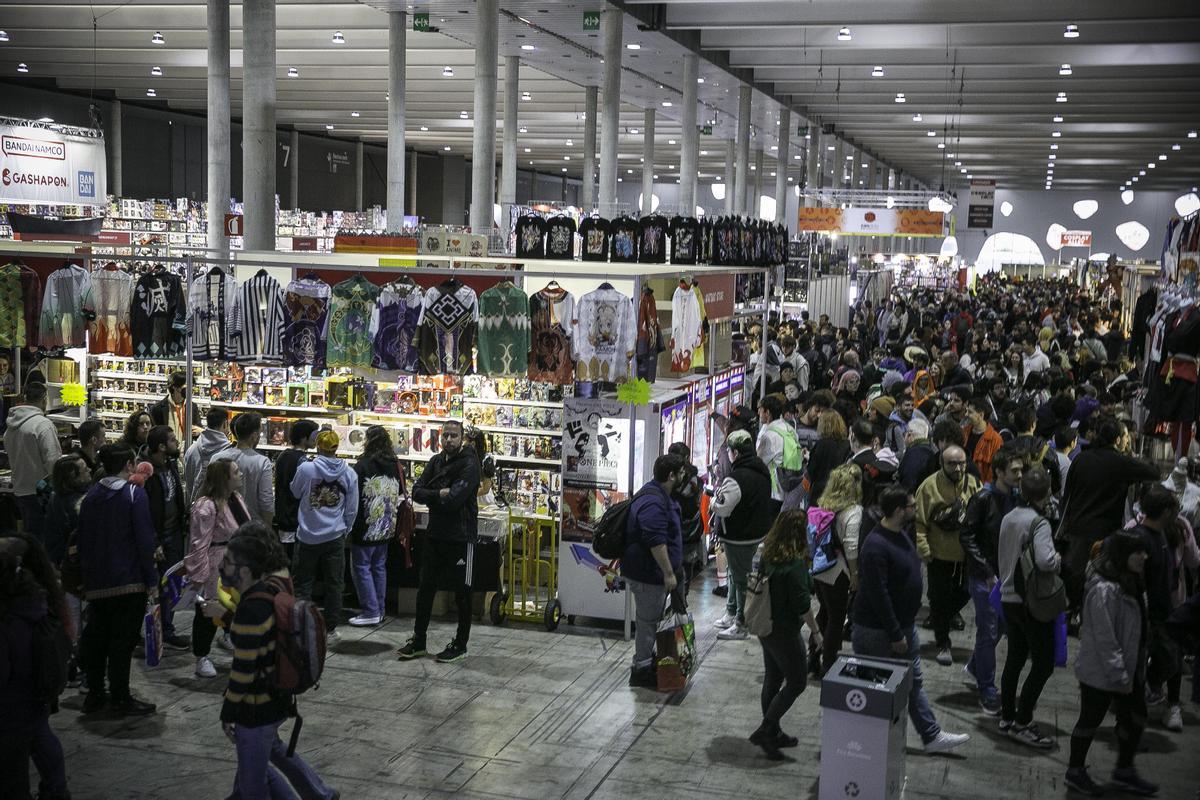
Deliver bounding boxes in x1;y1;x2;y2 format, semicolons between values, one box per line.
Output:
291;430;358;644
183;408;232;500
4;382;62;539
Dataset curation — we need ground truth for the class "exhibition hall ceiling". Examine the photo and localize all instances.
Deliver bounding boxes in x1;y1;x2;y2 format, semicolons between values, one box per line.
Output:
1;0;1198;191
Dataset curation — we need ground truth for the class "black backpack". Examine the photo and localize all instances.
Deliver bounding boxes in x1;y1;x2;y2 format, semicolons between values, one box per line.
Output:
592;487;655;560
31;613;71;702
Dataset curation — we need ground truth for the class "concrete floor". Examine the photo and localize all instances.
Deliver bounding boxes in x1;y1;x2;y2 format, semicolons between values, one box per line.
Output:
47;577;1198;800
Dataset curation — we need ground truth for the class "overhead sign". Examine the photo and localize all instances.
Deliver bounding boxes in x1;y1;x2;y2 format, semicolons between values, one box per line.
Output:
700;125;713;136
412;13;430;31
0;117;107;206
696;273;735;319
1061;230;1093;247
797;207;946;237
583;11;601;31
327;150;350;174
223;214;243;237
967;179;995;229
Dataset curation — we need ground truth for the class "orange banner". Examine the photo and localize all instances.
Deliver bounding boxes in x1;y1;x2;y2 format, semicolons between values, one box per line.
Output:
896;209;945;236
798;207;843;232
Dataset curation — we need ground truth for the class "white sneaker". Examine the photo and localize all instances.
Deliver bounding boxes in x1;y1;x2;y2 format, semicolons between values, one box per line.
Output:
194;656;217;679
712;613;738;630
216;631;234;651
349;614;382;627
1165;704;1184;732
716;624;748;640
923;731;970;754
327;629;341;648
935;647;953;666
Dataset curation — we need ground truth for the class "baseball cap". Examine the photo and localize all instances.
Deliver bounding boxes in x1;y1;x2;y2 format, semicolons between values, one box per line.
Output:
316;430;340;454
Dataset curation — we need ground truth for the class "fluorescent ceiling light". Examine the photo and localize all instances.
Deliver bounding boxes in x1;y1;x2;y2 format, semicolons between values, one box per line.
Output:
697;77;705;84
1054;115;1064;123
872;66;884;78
837;27;852;41
1056;92;1068;102
926;130;936;137
1064;24;1079;38
520;44;535;51
325;124;334;130
1190;130;1198;138
331;31;345;44
151;66;163;77
894;93;906;103
626;43;641;50
287;67;299;78
912;113;922;122
420;125;428;131
519;126;527;133
1172;144;1181;151
151;31;164;45
0;31;8;43
351;111;360;117
1052;131;1061;138
442;66;454;77
661;101;672;107
1059;64;1072;76
146;88;156;97
1159;154;1167;160
444;146;451;151
37;116;52;122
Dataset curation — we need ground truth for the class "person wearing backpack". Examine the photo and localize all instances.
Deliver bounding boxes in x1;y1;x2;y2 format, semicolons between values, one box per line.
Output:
218;533;338;800
996;465;1060;749
349;426;405;627
811;464;863;676
756;393;803;515
711;430;775;641
748;509;821;761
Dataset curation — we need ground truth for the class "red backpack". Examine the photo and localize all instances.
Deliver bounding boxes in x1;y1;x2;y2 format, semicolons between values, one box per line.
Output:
245;576;326;695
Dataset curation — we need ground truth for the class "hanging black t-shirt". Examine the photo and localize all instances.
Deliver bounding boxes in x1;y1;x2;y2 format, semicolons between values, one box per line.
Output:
714;217;739;265
578;216;610;262
701;217;713;264
668;216;701;265
609;216;639;263
545;215;577;259
515;214;547;258
637;214;669;264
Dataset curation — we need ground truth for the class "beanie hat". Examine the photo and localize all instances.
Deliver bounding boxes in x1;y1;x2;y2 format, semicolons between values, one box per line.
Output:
870;396;896;418
316;430;340;455
726;429;755;455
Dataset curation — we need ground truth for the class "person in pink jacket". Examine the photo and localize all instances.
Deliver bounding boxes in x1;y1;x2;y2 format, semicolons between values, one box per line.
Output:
186;459;249;679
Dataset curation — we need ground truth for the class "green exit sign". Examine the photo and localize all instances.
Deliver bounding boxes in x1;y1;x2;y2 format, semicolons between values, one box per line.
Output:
701;125;713;135
583;11;600;31
413;13;430;32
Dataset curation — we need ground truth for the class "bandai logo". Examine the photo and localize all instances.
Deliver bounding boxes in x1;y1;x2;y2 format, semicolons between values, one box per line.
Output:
864;212;877;222
77;170;95;197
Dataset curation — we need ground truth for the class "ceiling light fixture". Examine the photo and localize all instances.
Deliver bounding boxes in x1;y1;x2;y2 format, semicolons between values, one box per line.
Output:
626;43;641;50
1159;154;1168;160
1056;92;1068;102
519;126;527;133
459;111;468;119
1052;131;1061;138
1049;154;1056;160
661;101;672;107
1139;170;1146;175
1059;64;1072;76
1053;115;1064;123
565;139;573;146
520;44;535;51
697;77;705;84
937;143;945;149
420;125;428;131
146;88;156;97
37;116;52;123
524;147;530;153
442;66;453;77
444;146;451;151
521;91;532;100
351;111;360;117
912;113;922;122
287;67;299;78
0;31;9;43
872;66;884;78
1050;144;1059;150
331;30;345;44
16;62;28;73
151;31;164;45
150;66;163;77
926;130;936;137
837;27;852;41
894;93;906;103
1064;24;1079;38
325;124;334;130
1172;144;1181;151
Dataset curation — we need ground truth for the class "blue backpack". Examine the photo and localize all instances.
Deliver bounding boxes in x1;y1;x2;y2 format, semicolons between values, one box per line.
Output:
806;507;840;575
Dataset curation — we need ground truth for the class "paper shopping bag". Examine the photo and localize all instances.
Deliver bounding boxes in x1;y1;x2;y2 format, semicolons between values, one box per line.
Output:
655;611;697;692
143;602;163;667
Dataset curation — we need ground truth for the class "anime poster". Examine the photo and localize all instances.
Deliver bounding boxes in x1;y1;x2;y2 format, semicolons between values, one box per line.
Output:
562;397;630;490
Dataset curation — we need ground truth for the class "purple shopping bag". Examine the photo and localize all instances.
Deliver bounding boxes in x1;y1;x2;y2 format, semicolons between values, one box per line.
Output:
1054;611;1068;668
143;602;163;667
989;581;1004;622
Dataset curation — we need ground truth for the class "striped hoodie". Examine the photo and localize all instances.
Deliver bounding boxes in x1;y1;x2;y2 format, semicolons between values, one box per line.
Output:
220;577;291;727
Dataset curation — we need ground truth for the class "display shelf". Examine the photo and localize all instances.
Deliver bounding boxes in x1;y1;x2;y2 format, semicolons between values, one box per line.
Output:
463;397;563;409
494;454;560;466
209;400;338;415
93;370;211;385
475;424;560;437
48;412;84;424
356;411;456;424
93;388;212;404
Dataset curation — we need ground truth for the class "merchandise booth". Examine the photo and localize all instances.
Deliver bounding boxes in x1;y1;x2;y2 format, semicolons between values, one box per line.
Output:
0;236;770;631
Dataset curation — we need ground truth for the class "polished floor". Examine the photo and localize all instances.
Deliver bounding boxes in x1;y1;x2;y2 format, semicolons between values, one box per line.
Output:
48;576;1197;800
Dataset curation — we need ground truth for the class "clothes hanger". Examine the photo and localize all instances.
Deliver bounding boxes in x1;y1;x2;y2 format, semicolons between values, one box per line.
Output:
255;267;270;278
598;281;614;291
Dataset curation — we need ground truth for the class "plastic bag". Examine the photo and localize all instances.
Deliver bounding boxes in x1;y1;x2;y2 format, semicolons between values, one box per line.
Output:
655;611;696;692
143;602;163;667
1054;611;1068;668
989;581;1005;623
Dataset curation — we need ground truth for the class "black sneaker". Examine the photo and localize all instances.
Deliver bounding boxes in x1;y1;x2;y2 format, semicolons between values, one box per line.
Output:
111;696;157;717
434;641;467;663
163;633;191;651
80;692;108;715
980;695;1002;717
1064;767;1104;797
628;666;657;688
711;584;728;598
396;639;427;660
1111;767;1158;796
1008;722;1054;749
953;613;966;631
749;724;785;761
774;729;799;748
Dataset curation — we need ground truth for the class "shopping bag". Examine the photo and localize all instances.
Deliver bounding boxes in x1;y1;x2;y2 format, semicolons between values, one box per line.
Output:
715;546;728;587
989;581;1005;623
655;611;697;692
1053;611;1068;668
160;560;190;611
143;602;163;667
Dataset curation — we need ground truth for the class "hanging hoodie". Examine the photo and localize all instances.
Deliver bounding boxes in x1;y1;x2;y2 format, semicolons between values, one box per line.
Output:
84;265;135;356
327;275;381;369
3;405;62;497
670;282;703;373
131;270;187;359
416;279;478;375
188;268;241;361
282;275;332;369
39;263;92;348
235;271;286;364
290;454;359;545
371;279;424;372
477;280;531;377
572;285;636;383
528;285;575;384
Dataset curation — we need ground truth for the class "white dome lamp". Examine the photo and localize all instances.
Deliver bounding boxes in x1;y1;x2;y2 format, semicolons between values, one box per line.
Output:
1115;221;1150;252
939;236;959;258
1175;192;1200;217
1073;199;1099;220
711;183;726;201
1121;189;1135;206
1046;222;1067;251
1000;201;1014;217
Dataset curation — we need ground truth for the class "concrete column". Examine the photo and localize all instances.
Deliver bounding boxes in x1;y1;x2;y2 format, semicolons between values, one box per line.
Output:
805;128;819;207
598;5;622;214
205;0;229;251
723;139;735;213
679;53;699;214
851;149;862;191
387;10;406;223
469;0;498;233
289;129;299;208
242;0;276;251
752;147;764;217
408;149;417;217
734;85;751;215
110;99;123;198
832;139;844;190
641;108;655;215
775;108;790;223
355;140;364;211
581;85;598;211
500;55;519;207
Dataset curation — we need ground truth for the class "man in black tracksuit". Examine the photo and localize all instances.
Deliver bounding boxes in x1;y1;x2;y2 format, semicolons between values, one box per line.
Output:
397;420;480;664
141;425;189;650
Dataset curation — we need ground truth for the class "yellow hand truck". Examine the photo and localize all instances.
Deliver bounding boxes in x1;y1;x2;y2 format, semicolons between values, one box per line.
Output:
489;511;562;630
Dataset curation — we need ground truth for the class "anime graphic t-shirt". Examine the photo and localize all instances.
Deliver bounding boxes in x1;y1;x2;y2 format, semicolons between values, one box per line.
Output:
637;214;669;264
545;216;577;260
372;279;424;372
609;216;639;263
528;285;575;385
578;216;610;262
572;286;636;383
515;214;547;258
282;276;332;369
327;275;381;369
668;216;701;265
415;279;478;375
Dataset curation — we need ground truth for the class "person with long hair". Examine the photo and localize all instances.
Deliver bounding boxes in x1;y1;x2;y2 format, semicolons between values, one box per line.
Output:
349;426;404;627
749;509;820;761
187;459;249;679
811;463;863;675
805;410;851;503
121;410;153;458
1065;532;1156;797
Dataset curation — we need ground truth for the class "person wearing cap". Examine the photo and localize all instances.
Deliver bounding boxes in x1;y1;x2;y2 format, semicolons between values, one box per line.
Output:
290;430;359;645
867;395;896;451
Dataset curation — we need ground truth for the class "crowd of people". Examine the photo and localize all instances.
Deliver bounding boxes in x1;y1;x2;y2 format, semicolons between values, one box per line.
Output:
2;273;1199;798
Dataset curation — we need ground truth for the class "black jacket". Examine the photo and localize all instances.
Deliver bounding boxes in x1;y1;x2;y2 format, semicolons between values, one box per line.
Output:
672;462;703;543
412;445;480;543
140;457;186;546
960;485;1017;579
148;395;201;431
274;449;308;533
806;438;852;502
1060;446;1159;543
719;453;774;545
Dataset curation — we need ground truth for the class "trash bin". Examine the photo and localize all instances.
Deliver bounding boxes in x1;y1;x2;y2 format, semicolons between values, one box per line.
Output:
819;655;912;800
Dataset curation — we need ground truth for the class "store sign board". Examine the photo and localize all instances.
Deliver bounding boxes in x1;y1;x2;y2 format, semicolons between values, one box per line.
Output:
291;237;318;251
583;11;601;30
97;230;131;245
967;179;996;229
797;207;945;237
696;273;735;319
0;118;106;206
701;125;713;136
412;12;430;31
1061;230;1092;247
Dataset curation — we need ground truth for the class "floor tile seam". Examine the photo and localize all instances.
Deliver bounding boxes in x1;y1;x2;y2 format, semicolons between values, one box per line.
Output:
524;659;629;743
578;703;671;800
534;666;630;745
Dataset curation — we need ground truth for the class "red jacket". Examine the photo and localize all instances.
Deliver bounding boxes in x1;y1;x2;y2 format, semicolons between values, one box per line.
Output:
963;423;1004;485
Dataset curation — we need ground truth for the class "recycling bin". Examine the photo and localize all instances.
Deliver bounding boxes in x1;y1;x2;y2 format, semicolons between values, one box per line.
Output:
819;655;912;800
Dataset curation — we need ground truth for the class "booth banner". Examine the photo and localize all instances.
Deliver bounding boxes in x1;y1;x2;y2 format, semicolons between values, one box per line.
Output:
562;397;630;489
967;179;996;229
1060;230;1093;247
797;207;945;237
695;273;735;319
0;118;107;205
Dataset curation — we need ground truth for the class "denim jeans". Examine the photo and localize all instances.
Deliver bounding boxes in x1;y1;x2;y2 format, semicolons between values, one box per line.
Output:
851;623;941;744
626;577;667;670
16;494;46;541
31;713;68;798
966;574;1003;702
723;541;758;624
228;719;336;800
293;538;345;631
350;543;389;619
